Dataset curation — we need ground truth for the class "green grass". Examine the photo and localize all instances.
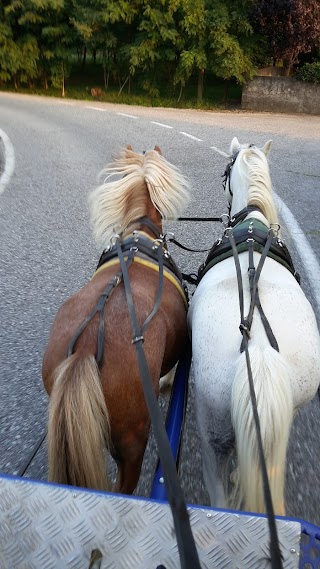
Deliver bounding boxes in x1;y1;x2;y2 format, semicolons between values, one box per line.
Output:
0;62;242;110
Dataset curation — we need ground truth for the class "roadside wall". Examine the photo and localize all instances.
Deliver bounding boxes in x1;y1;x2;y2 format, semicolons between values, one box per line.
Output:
242;77;320;115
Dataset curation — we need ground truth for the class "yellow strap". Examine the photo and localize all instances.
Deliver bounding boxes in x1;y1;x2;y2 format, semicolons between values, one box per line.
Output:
92;256;188;308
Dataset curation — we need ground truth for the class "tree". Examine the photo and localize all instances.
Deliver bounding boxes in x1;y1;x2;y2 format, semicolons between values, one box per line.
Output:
0;1;40;87
174;0;256;102
128;0;181;97
252;0;320;75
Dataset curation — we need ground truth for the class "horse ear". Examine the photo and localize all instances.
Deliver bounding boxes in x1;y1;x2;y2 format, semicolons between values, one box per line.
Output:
126;145;133;151
230;137;240;155
154;145;162;155
262;140;272;155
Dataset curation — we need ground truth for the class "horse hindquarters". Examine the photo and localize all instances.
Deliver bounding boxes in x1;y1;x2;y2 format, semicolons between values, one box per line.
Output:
231;345;294;515
48;353;111;491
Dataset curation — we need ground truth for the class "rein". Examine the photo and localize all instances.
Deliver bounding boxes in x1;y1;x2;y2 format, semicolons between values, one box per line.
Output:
227;226;283;569
115;236;202;569
221;145;284;568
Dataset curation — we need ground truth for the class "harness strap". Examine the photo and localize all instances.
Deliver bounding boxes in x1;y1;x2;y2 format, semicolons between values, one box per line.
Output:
230;205;264;227
227;228;283;569
168;236;211;253
66;256;134;367
141;243;164;334
240;237;279;353
135;215;163;238
115;238;201;569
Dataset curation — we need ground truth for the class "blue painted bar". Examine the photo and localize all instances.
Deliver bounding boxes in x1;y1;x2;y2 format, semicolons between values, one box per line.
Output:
150;345;192;500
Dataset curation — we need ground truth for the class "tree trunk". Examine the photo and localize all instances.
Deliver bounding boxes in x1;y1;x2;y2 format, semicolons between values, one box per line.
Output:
61;63;65;97
197;68;205;103
103;64;109;90
177;82;183;103
82;46;87;68
283;57;294;76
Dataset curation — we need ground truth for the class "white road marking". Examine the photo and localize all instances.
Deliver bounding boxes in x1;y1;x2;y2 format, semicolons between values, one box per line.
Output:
151;121;173;129
85;106;106;112
0;128;15;196
210;146;229;158
180;132;202;142
117;112;139;119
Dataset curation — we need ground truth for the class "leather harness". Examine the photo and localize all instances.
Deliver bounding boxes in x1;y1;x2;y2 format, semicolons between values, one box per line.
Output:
197;208;300;354
67;217;188;367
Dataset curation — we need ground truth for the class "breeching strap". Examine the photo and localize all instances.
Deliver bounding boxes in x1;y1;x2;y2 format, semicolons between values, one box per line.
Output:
115;238;201;569
240;236;279;352
227;227;283;569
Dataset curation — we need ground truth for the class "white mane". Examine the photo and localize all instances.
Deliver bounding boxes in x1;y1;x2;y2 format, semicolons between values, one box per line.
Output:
230;139;279;226
89;147;190;250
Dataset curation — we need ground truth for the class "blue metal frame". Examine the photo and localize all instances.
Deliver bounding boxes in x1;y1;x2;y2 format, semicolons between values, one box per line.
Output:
150;345;192;500
296;518;320;568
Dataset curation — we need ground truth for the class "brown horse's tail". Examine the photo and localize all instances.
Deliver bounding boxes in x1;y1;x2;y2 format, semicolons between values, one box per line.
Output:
48;353;111;491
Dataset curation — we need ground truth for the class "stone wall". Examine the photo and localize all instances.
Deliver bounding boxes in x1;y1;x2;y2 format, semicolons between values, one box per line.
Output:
242;76;320;115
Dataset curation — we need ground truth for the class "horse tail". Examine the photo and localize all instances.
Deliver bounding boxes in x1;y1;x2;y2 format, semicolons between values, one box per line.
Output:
48;353;111;491
231;345;293;515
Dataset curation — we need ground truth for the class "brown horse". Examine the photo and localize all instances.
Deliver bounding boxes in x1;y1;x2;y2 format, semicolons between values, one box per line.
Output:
42;146;190;494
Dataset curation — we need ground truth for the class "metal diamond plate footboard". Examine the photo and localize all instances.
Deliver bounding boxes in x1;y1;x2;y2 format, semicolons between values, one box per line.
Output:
0;475;301;569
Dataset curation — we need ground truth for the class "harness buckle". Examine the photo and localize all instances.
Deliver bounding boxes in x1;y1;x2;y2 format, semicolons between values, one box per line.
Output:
133;230;140;242
132;335;144;344
239;322;250;338
248;221;254;234
224;226;233;238
110;234;120;246
113;275;121;286
152;238;163;250
221;213;230;228
269;223;280;236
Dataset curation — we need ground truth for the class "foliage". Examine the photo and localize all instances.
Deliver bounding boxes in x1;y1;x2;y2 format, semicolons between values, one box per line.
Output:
252;0;320;75
0;0;319;99
296;61;320;83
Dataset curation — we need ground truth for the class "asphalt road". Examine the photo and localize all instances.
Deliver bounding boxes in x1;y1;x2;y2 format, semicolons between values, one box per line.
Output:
0;92;319;525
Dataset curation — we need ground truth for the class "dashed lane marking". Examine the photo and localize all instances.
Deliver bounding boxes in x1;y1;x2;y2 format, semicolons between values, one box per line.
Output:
151;122;173;129
180;132;202;142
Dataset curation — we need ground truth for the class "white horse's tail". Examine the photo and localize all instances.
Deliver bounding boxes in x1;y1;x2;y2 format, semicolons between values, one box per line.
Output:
231;345;293;516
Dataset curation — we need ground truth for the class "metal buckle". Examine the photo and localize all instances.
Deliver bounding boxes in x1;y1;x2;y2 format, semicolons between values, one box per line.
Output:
113;275;121;286
165;231;175;241
152;238;163;250
269;223;280;236
133;230;140;242
248;221;254;234
221;213;230;228
110;234;120;246
224;226;233;238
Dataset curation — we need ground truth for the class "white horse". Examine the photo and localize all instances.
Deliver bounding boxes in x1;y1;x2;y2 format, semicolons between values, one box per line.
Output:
188;137;320;515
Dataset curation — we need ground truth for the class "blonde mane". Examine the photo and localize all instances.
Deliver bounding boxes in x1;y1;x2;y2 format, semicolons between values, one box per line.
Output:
89;147;190;249
236;146;279;225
